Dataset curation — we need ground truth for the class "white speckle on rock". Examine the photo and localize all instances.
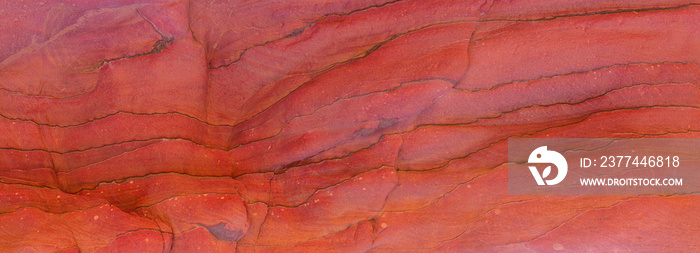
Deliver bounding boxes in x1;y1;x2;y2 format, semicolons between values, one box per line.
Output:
553;243;564;251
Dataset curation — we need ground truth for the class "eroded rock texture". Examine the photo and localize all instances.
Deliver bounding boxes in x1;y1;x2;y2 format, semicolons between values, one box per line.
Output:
1;0;699;251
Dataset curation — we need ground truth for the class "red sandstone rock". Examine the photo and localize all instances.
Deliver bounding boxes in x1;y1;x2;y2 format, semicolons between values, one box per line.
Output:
0;0;698;251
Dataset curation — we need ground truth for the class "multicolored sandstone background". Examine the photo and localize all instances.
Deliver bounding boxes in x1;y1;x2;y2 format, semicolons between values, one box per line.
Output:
1;0;699;251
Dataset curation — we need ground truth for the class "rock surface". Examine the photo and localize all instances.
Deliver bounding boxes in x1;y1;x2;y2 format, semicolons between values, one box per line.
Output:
0;0;698;251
